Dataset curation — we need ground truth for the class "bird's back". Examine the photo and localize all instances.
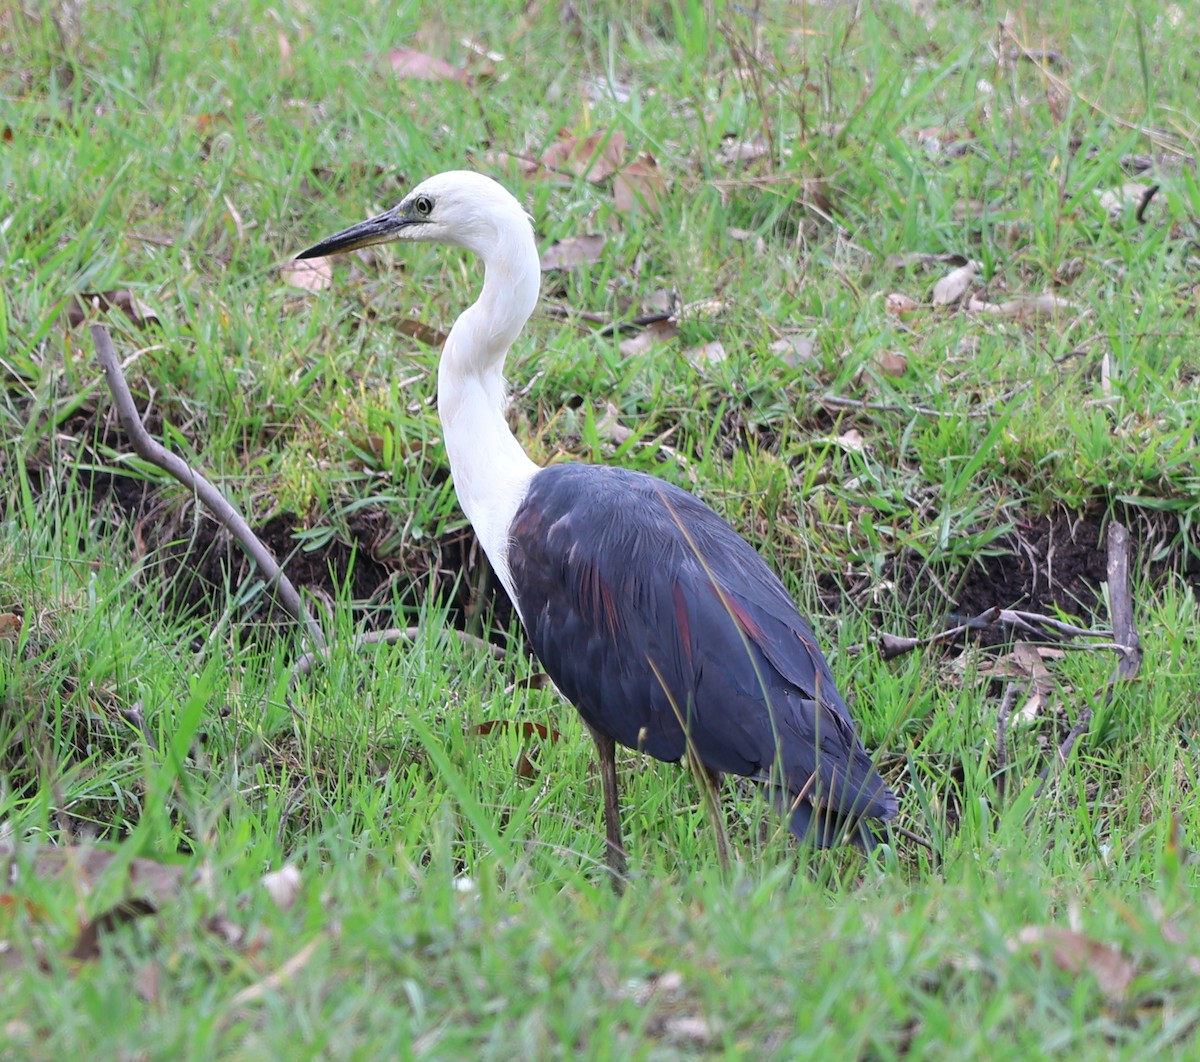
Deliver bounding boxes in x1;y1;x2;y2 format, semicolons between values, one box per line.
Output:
508;463;896;842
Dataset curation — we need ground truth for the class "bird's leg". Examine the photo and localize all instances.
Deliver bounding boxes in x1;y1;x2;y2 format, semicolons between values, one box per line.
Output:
587;726;627;890
690;753;730;874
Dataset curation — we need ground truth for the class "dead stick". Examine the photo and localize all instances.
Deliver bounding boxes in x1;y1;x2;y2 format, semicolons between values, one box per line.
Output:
872;606;1117;661
1035;522;1141;794
90;324;325;651
819;393;989;420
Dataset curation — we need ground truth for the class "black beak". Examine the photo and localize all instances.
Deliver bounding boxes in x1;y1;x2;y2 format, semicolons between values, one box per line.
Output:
296;208;419;259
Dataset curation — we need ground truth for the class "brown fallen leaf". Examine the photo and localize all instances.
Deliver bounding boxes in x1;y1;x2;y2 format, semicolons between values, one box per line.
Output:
613;156;666;213
715;137;772;166
931;260;981;306
1095;181;1159;223
885;293;920;317
0;612;21;640
967;293;1074;321
539;233;606;271
282;257;333;291
727;227;766;256
541;128;626;182
685;340;727;368
1012;925;1136;1000
769;334;816;367
2;842;190;963
0;843;187;905
885;251;970;272
596;401;633;444
397;318;448;347
472;719;561;780
664;1015;718;1047
260;865;302;912
65;291;160;330
388;48;467;82
69;898;159;960
481;150;542;179
619;318;678;357
975;642;1064;723
471;720;560;742
876;350;908;377
813;429;867;453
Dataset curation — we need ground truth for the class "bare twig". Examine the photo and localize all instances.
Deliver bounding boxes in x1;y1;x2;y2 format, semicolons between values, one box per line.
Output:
819;393;987;420
870;606;1119;661
90;323;325;652
890;824;936;854
1035;522;1142;795
995;682;1020;800
226;935;323;1009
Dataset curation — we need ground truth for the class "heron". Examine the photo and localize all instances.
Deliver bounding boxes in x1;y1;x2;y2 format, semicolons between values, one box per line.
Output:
298;170;897;884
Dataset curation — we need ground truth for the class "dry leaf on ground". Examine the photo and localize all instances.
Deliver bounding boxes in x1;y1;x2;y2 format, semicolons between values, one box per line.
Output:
471;719;562;780
1;843;188;963
541;129;626;182
619;318;678;357
932;260;981;306
968;293;1074;321
885;251;970;272
282;257;332;292
769;334;816;366
877;351;908;377
613;156;666;213
1012;926;1136;1000
813;429;867;453
977;642;1064;723
260;865;302;912
715;137;772;166
65;291;161;329
885;293;920;317
685;340;727;367
539;233;606;271
596;401;633;444
397;318;449;347
1095;181;1159;222
388;48;467;82
0;843;187;905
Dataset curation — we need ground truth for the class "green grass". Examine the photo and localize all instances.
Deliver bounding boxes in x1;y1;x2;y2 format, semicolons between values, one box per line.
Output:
2;0;1199;1056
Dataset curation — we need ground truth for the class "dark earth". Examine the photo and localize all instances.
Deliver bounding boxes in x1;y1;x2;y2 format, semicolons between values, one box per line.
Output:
38;426;1199;649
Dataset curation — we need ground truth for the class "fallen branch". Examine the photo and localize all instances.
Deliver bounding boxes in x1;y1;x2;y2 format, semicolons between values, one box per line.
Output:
819;393;987;420
90;323;325;652
869;606;1119;661
1034;522;1142;795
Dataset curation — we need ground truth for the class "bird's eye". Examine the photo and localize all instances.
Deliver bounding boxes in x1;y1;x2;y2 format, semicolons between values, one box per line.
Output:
413;195;433;217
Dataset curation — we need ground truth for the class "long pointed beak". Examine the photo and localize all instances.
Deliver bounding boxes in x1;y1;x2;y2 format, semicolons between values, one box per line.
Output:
296;208;418;259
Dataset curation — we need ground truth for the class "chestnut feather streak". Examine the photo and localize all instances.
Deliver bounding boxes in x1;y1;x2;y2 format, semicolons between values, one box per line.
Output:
301;171;897;886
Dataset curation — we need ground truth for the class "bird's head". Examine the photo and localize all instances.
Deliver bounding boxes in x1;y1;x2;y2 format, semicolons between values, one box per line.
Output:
297;170;532;263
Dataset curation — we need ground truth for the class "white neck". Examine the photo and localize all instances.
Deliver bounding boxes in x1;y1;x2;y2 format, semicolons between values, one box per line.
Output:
437;233;541;608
